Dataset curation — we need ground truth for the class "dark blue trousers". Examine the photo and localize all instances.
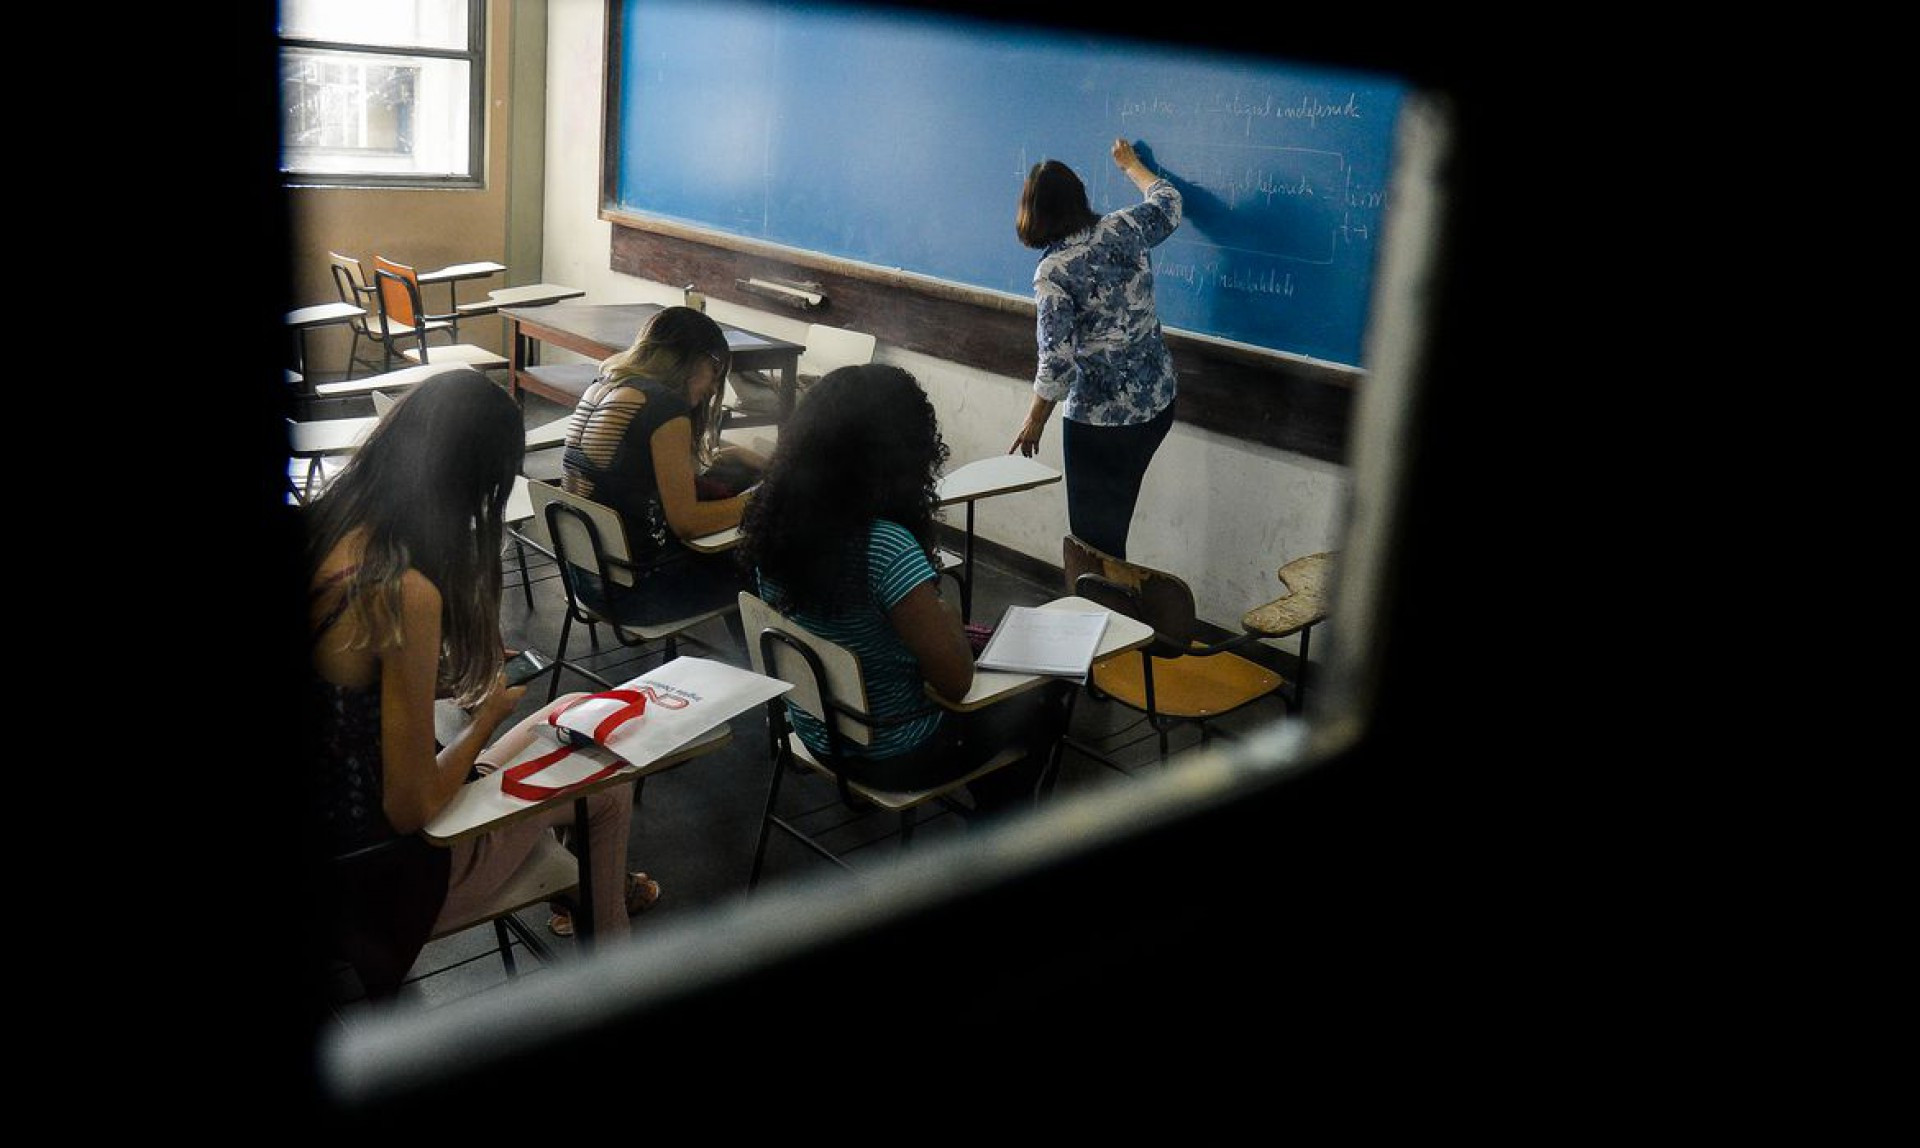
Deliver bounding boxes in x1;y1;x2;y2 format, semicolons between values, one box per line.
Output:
1061;403;1175;560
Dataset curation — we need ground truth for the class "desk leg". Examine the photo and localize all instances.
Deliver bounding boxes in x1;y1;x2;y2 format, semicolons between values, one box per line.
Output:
506;317;527;407
777;362;799;421
961;502;977;622
444;282;462;340
1293;626;1312;714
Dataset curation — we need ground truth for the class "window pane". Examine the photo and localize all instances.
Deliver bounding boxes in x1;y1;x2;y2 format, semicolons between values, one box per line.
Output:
281;49;472;178
280;0;470;52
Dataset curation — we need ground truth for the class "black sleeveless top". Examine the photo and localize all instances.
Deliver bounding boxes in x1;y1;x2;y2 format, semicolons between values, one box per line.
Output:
309;567;452;997
561;375;691;565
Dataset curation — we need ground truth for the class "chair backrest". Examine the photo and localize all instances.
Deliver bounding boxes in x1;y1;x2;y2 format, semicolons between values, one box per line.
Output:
798;324;877;379
371;255;425;330
1061;534;1198;650
329;251;376;333
738;591;874;748
529;478;639;590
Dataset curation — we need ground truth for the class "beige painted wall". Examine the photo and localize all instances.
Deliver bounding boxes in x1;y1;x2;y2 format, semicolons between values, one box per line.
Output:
286;1;522;377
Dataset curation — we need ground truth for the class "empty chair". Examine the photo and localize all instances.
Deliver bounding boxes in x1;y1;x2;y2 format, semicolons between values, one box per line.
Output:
369;256;510;374
327;251;415;380
722;322;877;434
1061;534;1288;761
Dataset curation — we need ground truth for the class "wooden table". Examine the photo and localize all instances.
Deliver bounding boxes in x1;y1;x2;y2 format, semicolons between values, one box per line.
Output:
498;302;804;415
934;455;1063;621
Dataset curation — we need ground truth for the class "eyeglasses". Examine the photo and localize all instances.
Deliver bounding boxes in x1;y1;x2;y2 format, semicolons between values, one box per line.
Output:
707;351;728;376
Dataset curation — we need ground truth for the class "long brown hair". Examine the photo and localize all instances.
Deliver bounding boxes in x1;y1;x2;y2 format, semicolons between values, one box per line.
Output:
303;367;525;704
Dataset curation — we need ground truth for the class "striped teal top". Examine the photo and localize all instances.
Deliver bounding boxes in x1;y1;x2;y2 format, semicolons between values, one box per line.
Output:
756;519;944;760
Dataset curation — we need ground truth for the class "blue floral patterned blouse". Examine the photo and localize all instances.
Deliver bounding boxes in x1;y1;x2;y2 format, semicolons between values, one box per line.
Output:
1031;179;1183;426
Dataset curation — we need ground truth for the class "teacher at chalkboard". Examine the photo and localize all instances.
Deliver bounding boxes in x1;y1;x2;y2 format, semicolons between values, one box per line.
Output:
1009;137;1182;560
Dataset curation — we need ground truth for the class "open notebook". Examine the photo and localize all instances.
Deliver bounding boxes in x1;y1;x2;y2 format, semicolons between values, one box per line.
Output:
974;605;1110;680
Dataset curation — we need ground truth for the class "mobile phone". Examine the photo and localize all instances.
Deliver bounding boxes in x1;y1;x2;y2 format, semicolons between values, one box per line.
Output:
503;648;553;687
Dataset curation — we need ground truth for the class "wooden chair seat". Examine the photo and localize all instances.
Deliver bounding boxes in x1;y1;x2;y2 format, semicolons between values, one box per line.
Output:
1089;645;1284;720
1062;533;1291;761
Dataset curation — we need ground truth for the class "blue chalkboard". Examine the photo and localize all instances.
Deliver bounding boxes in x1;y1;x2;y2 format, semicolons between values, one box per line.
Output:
612;0;1406;368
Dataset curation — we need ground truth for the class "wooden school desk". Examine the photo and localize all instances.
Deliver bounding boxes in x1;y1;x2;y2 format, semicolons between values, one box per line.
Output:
934;454;1063;621
498;302;804;413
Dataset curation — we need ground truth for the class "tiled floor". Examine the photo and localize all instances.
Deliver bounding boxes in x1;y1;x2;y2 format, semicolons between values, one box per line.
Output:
320;386;1303;1024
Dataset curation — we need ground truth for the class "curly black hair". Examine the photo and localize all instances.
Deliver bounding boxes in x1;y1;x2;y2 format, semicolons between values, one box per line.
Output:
737;363;949;613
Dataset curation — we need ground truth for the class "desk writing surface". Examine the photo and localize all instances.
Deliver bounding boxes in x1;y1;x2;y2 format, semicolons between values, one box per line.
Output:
936;455;1062;505
506;475;532;525
943;596;1153;711
419;260;506;283
311;361;466;398
286;301;364;329
288;416;377;456
459;283;586;313
422;723;731;845
684;525;741;553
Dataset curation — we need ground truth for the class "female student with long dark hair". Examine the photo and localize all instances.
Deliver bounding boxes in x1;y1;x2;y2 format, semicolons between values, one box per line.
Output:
738;363;1063;809
1010;137;1182;559
306;367;656;995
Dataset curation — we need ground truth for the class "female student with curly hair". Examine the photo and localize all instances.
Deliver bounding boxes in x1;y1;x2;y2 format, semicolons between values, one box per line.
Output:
738;363;1065;810
1011;137;1182;560
306;367;656;995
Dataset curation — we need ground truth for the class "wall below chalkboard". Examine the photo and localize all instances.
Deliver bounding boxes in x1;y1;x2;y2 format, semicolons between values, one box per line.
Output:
607;216;1359;463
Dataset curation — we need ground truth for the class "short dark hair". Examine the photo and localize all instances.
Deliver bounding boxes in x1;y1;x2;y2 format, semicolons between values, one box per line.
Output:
1017;159;1101;248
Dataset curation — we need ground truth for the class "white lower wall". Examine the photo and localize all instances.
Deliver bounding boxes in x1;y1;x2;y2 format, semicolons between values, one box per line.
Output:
542;1;1346;655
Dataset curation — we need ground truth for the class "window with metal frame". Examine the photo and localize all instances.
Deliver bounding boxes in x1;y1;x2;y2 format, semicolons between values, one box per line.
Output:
279;0;485;188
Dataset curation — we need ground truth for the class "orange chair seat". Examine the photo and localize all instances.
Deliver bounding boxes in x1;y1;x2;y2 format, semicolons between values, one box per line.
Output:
1089;646;1285;720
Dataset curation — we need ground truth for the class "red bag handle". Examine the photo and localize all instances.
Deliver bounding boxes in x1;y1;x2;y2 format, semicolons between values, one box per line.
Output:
499;744;623;802
546;688;648;746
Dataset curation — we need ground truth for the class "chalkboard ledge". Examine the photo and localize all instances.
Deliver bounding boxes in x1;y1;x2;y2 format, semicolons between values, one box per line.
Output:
606;211;1359;464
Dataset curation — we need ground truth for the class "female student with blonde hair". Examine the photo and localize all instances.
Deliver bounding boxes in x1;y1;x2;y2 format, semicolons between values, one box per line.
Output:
561;305;765;628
